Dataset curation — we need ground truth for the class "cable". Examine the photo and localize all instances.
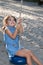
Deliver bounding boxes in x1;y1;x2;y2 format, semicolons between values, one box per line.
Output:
19;0;23;17
19;0;23;49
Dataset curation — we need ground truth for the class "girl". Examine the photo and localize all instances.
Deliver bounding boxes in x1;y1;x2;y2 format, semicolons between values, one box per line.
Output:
2;15;42;65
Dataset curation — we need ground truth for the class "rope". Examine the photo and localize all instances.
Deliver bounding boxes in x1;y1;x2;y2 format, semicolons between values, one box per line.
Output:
19;0;23;49
19;0;23;17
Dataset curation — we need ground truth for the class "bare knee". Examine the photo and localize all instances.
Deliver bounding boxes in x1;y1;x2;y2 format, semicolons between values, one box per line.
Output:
28;50;33;56
24;52;31;58
23;49;32;57
28;50;32;53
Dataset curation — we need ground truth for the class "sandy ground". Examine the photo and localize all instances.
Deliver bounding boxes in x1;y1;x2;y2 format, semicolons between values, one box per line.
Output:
0;0;43;65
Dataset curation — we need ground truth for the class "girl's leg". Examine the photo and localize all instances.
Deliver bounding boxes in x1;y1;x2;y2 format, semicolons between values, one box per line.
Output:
16;49;32;65
28;50;42;65
16;48;42;65
26;54;32;65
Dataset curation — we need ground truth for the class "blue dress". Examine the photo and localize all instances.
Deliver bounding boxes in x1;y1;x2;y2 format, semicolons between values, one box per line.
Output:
4;26;23;57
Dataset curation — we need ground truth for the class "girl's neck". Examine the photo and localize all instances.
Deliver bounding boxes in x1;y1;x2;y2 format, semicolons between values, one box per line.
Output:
7;25;15;27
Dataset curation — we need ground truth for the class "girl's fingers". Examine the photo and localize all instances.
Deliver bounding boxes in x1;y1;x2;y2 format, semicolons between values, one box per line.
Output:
17;18;22;24
16;24;20;30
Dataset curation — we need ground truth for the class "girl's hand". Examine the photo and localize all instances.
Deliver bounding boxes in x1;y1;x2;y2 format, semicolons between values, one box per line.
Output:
16;18;23;33
16;24;21;31
17;17;22;24
16;23;23;33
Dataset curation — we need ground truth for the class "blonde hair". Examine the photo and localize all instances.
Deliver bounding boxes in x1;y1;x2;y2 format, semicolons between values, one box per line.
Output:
3;15;17;26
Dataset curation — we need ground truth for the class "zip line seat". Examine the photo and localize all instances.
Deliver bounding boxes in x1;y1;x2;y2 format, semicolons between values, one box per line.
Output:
6;44;27;65
9;54;27;65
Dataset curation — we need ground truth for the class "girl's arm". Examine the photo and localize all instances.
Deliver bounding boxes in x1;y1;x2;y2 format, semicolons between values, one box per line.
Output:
17;18;24;33
19;23;23;33
2;24;20;39
5;28;18;39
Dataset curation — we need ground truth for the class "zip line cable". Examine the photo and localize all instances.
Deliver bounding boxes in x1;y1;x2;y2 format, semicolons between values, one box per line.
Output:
19;0;23;49
19;0;23;17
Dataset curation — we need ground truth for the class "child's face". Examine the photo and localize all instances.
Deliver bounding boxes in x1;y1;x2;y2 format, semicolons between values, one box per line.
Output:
7;16;16;27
